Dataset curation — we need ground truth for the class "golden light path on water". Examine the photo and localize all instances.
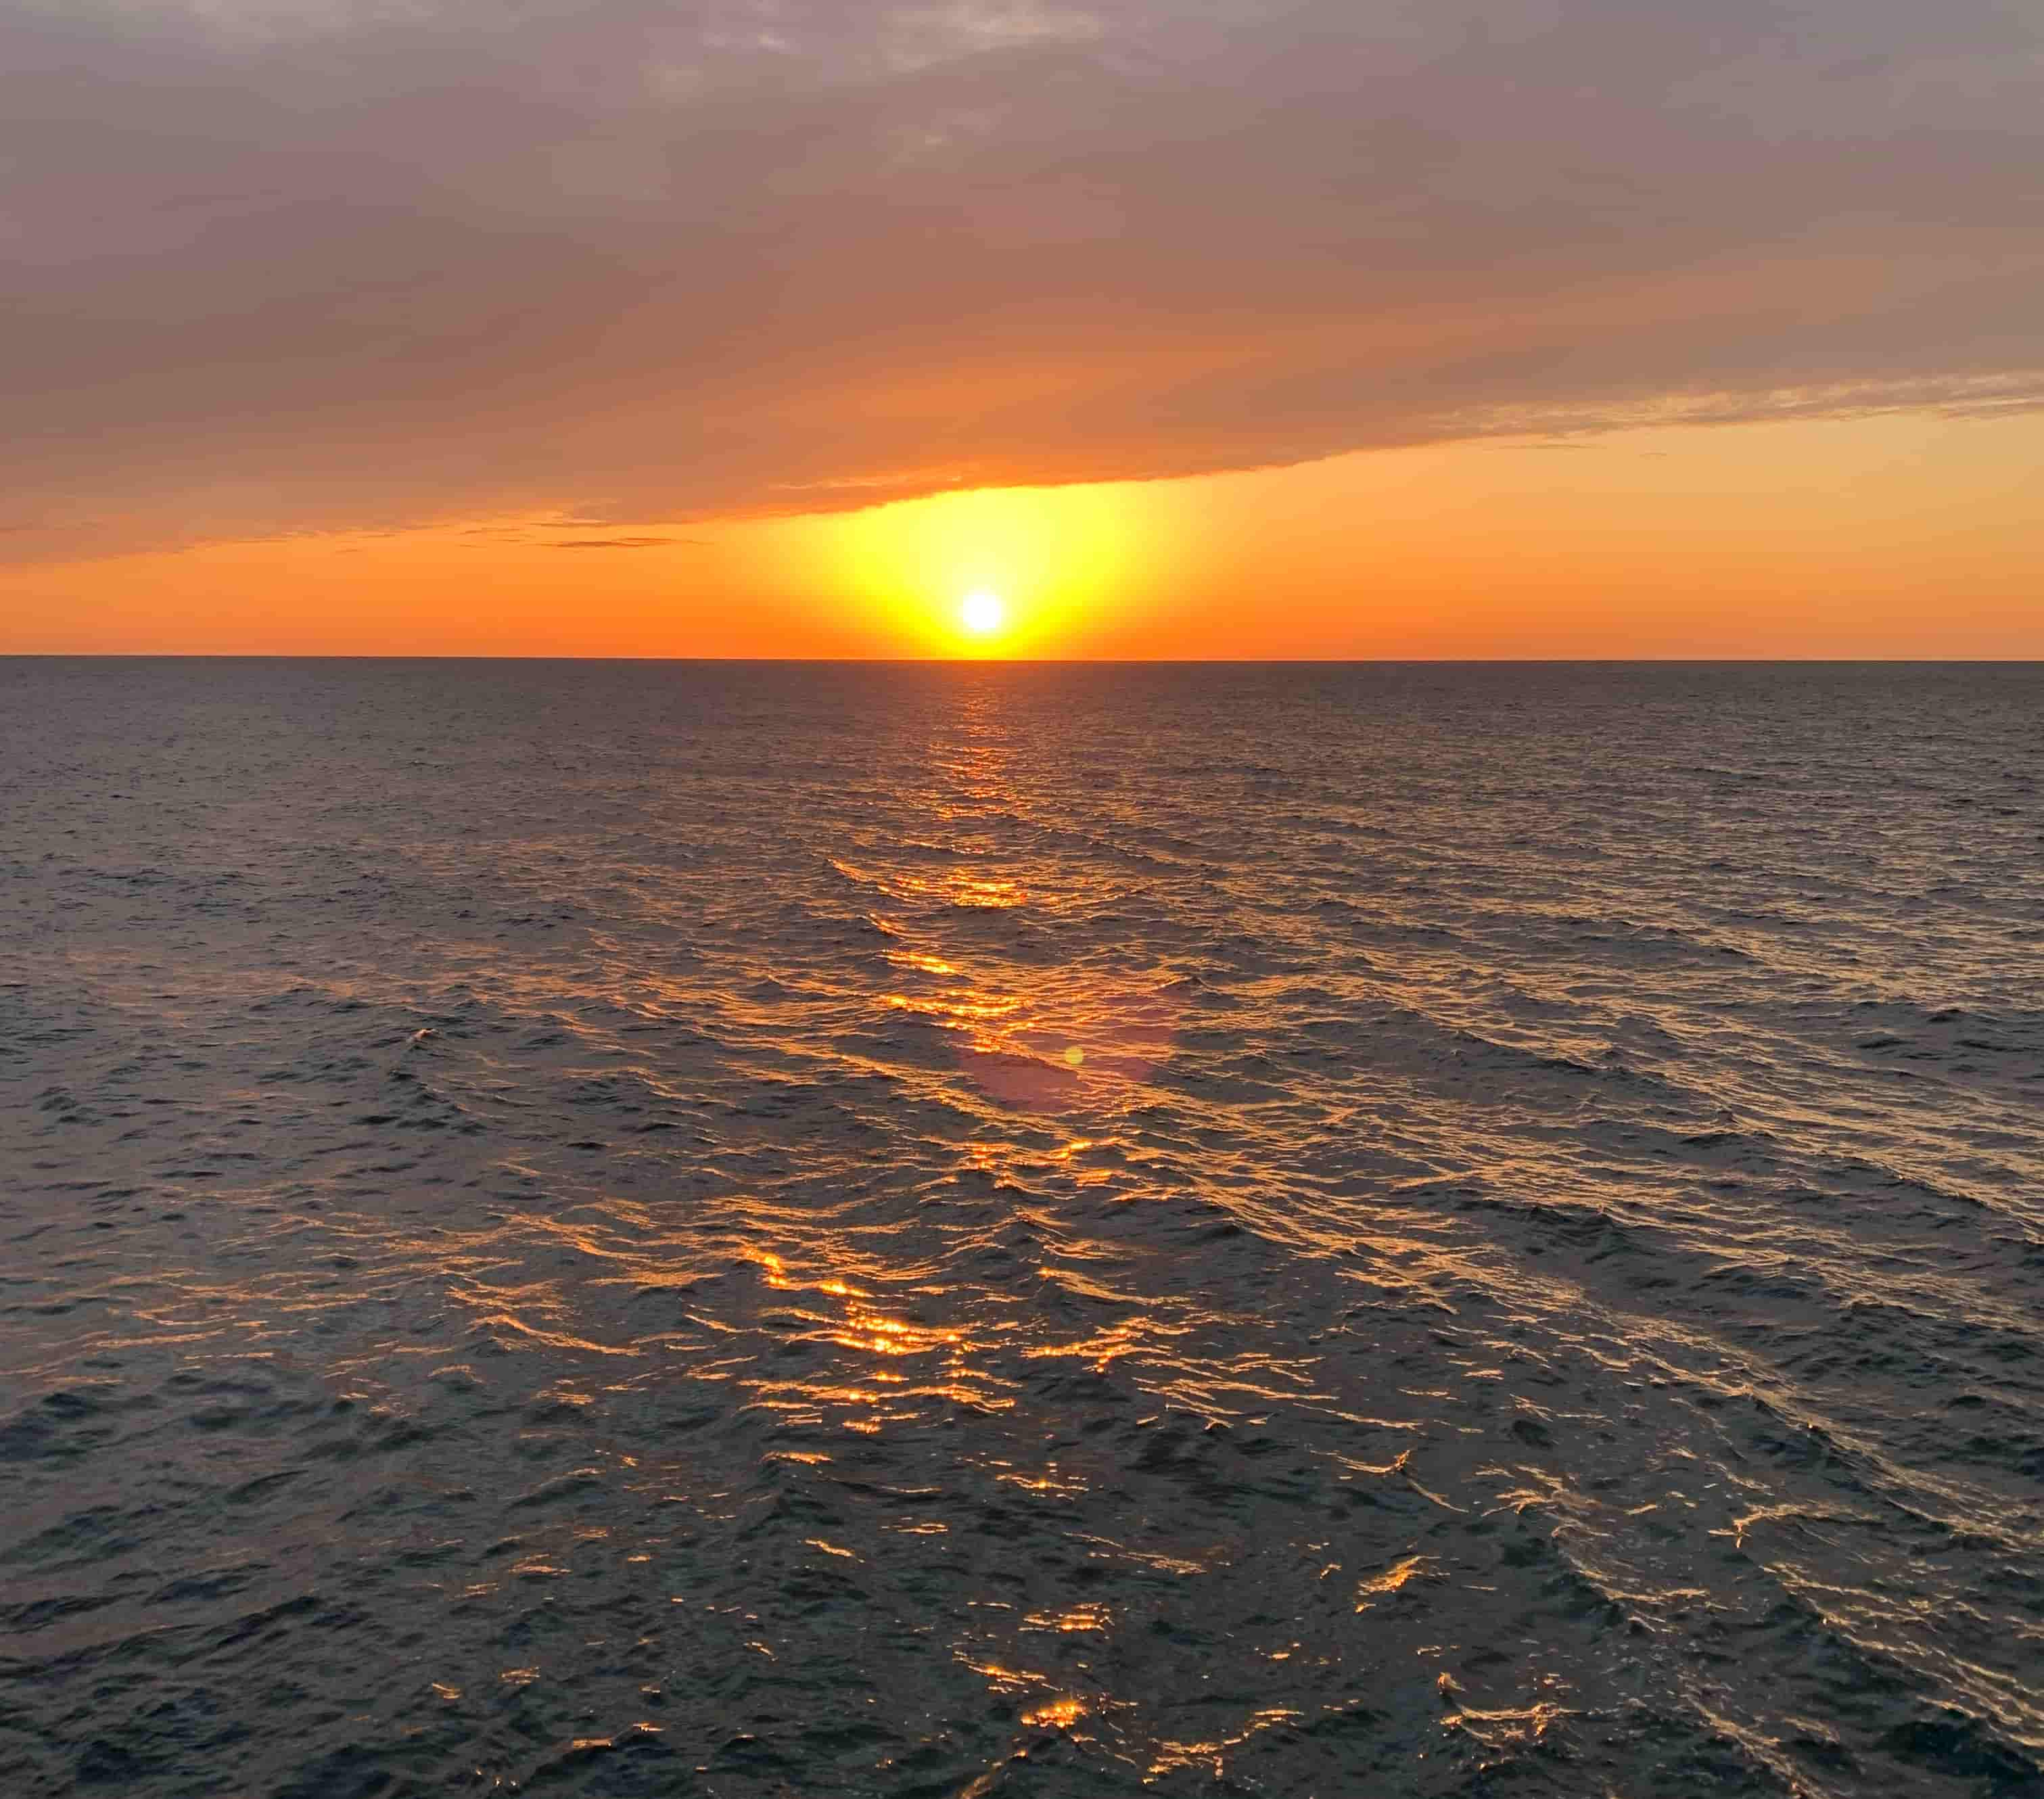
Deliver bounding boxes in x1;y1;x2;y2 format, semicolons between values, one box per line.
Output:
3;661;2044;1796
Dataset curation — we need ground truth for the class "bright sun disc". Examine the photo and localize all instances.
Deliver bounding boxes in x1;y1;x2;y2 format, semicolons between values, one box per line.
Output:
960;590;1004;634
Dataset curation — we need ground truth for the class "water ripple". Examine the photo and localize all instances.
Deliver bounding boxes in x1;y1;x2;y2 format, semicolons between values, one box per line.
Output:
2;659;2041;1796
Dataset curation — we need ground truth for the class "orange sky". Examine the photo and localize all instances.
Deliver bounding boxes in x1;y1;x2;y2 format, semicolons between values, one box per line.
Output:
6;408;2040;659
5;1;2041;657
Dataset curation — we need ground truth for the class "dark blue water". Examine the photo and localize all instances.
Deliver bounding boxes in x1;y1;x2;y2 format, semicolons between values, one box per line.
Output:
3;659;2042;1796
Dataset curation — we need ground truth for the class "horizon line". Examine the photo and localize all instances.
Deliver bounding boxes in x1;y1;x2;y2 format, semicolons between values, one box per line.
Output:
5;653;2044;668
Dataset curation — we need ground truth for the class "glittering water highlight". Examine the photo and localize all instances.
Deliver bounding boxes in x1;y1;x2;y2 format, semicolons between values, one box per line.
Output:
3;659;2041;1797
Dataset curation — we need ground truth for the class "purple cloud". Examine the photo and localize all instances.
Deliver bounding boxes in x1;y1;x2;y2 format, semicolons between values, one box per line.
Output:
3;0;2039;560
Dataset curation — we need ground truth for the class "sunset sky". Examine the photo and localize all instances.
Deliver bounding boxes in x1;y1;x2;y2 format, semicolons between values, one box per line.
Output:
5;0;2041;657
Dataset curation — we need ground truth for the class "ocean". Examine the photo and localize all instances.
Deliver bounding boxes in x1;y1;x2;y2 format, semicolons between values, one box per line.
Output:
3;658;2041;1797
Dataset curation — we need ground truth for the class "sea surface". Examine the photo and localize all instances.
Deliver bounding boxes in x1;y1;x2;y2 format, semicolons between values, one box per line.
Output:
3;659;2043;1799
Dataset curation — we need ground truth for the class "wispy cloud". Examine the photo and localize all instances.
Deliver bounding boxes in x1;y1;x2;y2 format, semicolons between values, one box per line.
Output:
547;536;702;548
3;0;2039;561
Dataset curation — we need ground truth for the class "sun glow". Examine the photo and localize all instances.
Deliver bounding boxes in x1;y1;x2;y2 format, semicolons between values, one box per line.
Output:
762;480;1176;657
960;590;1005;635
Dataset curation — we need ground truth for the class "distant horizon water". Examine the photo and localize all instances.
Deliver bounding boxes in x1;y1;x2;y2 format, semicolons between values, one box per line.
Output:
11;653;2044;665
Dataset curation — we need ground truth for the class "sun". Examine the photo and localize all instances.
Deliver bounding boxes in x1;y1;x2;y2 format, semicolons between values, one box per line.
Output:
960;589;1005;636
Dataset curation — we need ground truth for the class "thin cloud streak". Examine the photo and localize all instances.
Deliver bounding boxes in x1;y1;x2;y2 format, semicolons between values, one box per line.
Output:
547;537;703;548
3;0;2040;561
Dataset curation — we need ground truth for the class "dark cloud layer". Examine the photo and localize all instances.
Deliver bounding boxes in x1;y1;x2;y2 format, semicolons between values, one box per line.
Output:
4;0;2041;559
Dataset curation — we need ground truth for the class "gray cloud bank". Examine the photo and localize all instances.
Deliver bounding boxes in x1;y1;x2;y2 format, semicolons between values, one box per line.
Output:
5;0;2041;560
